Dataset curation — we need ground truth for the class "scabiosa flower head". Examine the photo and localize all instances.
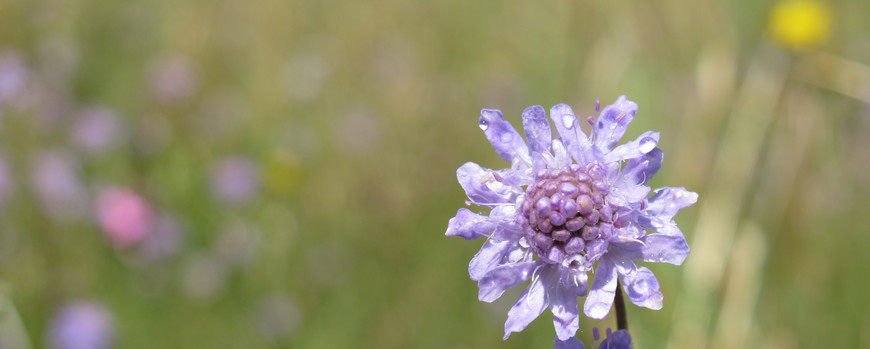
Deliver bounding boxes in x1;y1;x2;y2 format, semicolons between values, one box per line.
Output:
446;96;697;342
49;301;114;349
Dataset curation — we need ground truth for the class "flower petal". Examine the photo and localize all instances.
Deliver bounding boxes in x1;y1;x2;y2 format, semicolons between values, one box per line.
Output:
610;234;690;265
468;239;513;281
558;256;590;296
619;266;663;310
550;104;593;163
605;131;659;163
457;162;520;205
606;181;650;208
584;259;618;319
594;96;637;153
478;261;542;302
644;187;698;220
445;208;496;240
549;282;580;340
504;266;550;339
620;148;663;186
554;336;585;349
551;138;571;169
479;109;531;165
521;105;552;155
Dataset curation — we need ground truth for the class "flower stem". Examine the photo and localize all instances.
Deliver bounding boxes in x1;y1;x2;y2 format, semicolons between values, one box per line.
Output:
615;280;628;331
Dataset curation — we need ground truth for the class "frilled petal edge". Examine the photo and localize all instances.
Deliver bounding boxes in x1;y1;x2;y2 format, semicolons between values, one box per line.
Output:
609;234;690;265
645;187;698;220
469;239;513;281
446;208;495;240
522;105;551;156
549;282;580;340
584;258;618;319
457;162;520;205
594;96;637;153
480;108;531;165
619;266;663;310
478;261;542;302
504;266;550;339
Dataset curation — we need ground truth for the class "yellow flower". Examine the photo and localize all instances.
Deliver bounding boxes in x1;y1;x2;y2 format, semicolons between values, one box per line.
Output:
769;0;832;50
265;148;302;195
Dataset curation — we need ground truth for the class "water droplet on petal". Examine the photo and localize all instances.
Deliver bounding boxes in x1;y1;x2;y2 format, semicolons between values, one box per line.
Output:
562;114;575;129
639;137;657;154
478;118;489;131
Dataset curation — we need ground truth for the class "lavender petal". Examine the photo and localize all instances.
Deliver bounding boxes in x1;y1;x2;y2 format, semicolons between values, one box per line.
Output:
478;261;542;302
619;266;663;310
479;108;531;164
503;267;550;339
446;208;496;240
468;239;513;281
594;96;637;152
521;105;552;155
583;258;618;319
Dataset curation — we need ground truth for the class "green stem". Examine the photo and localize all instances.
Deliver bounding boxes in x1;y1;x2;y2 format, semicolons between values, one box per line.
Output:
615;279;628;331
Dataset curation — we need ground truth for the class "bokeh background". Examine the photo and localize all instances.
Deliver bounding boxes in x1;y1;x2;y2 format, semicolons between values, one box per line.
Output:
0;0;868;348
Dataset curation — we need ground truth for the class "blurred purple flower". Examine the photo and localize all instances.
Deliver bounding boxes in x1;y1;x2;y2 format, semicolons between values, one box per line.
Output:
49;301;114;349
96;187;154;247
136;213;184;263
147;54;199;105
210;156;260;205
0;50;29;107
31;151;87;222
446;96;697;342
70;105;123;156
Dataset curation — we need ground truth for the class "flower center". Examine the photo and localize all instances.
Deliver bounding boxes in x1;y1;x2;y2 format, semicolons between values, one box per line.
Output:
520;162;616;266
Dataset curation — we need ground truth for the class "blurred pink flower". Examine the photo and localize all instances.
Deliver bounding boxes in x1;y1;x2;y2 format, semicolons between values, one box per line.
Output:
96;187;153;247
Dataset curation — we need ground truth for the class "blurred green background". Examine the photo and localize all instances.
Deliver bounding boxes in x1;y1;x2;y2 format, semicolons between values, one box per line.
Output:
0;0;869;348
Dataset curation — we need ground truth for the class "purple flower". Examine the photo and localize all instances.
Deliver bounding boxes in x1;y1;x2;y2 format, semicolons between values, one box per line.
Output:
210;156;260;205
31;150;87;222
70;105;123;156
0;50;29;107
147;54;199;105
597;329;632;349
446;96;697;342
552;328;633;349
49;301;114;349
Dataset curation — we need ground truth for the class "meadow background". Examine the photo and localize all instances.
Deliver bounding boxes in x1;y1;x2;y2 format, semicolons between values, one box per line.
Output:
0;0;868;348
